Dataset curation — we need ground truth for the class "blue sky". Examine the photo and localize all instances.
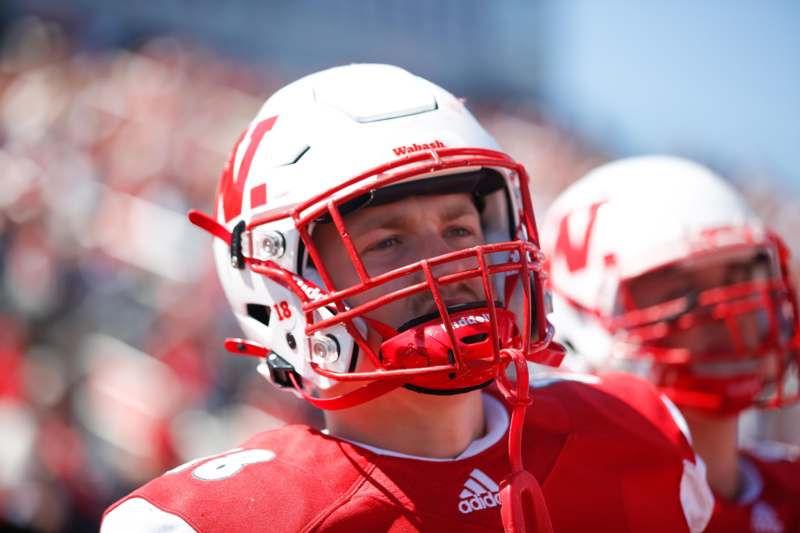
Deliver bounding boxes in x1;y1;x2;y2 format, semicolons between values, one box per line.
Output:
537;0;800;189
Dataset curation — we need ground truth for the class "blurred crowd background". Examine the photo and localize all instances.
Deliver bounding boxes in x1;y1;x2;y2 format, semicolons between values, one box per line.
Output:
1;2;798;531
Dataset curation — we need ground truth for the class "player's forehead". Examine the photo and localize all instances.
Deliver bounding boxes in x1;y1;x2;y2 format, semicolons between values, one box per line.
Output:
344;191;478;233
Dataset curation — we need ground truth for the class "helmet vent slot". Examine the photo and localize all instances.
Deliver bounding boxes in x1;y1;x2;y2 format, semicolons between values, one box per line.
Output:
246;303;271;326
460;333;488;344
282;145;310;166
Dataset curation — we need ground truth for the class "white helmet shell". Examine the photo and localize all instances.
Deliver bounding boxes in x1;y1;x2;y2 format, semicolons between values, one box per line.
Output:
212;64;512;389
541;156;768;367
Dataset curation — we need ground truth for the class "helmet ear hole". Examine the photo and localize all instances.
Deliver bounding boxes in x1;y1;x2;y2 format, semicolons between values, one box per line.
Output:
246;304;272;326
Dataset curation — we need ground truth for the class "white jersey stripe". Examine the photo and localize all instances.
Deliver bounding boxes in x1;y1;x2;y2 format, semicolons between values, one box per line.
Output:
464;478;489;496
470;468;500;492
459;488;474;499
102;497;197;533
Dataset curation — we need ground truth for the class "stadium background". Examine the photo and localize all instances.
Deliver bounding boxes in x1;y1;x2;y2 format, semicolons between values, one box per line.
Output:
1;1;798;531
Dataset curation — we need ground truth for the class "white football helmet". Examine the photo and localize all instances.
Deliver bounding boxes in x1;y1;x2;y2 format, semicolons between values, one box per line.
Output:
189;64;564;409
542;156;800;415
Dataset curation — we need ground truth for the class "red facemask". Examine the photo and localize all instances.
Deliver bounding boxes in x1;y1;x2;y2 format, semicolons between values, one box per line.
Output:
608;238;800;416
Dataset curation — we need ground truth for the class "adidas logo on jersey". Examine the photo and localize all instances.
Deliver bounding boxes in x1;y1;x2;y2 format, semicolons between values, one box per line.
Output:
458;468;501;514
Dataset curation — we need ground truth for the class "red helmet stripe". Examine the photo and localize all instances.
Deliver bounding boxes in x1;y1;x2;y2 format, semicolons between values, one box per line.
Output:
218;116;278;223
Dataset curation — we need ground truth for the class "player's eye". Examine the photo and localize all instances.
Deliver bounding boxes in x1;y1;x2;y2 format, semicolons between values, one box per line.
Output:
365;235;402;253
444;226;475;239
723;257;767;285
665;285;692;301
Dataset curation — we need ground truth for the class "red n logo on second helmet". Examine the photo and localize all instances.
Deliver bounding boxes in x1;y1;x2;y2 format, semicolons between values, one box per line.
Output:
216;116;278;223
553;201;605;273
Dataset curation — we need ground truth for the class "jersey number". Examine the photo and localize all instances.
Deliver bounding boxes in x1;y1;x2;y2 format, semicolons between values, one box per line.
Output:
166;448;276;481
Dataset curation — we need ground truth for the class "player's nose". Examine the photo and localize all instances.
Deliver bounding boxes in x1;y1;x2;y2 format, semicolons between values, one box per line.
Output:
419;232;478;275
414;232;482;305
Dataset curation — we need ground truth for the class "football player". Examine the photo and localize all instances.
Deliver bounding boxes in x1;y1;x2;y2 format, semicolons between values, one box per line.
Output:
543;156;800;532
102;66;712;532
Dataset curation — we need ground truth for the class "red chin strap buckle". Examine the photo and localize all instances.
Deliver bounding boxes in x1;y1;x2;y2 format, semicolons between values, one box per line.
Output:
497;349;553;533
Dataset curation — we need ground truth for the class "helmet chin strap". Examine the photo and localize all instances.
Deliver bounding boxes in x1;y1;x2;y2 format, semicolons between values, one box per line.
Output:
497;348;553;533
287;373;407;410
188;209;231;244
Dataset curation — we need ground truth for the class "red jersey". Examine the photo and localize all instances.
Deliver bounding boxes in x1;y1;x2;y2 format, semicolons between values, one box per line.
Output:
102;373;712;532
706;442;800;533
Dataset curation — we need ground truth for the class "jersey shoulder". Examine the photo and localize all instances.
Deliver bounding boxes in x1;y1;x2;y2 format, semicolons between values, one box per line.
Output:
103;424;379;533
707;443;800;533
744;441;800;496
528;372;712;533
531;371;691;451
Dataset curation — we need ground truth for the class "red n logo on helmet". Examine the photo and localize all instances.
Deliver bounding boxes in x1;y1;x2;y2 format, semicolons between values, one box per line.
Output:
553;201;605;273
216;116;278;223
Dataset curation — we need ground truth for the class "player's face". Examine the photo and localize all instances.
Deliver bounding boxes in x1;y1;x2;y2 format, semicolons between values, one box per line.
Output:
313;192;487;336
620;250;772;359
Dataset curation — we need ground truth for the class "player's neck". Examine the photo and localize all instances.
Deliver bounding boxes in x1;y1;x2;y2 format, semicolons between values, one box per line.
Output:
323;389;486;459
682;408;742;501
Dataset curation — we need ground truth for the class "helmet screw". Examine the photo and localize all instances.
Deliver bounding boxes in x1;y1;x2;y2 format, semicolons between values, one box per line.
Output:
260;231;286;258
310;334;340;365
285;333;297;350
